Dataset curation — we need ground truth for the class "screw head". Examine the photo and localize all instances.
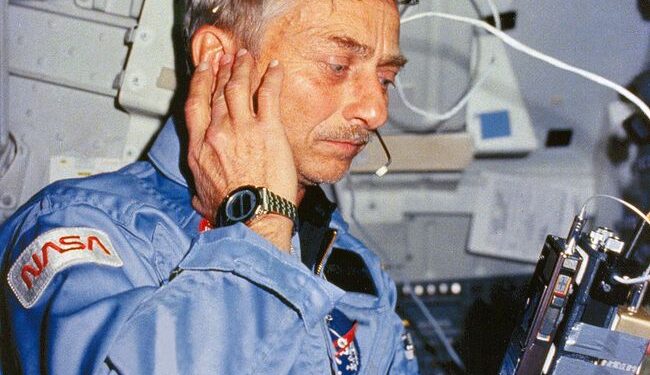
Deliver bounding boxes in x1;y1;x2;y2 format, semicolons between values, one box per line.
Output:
0;194;14;208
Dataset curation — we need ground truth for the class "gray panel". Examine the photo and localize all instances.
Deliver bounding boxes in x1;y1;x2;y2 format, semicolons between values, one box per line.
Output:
553;357;634;375
350;221;410;270
351;213;533;282
564;323;648;367
405;214;530;280
9;0;139;27
0;135;28;222
7;5;129;96
0;0;7;146
406;214;473;280
8;76;130;199
75;0;144;18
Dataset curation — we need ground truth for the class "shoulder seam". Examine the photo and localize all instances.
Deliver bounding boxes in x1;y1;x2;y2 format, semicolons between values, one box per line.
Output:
16;188;143;236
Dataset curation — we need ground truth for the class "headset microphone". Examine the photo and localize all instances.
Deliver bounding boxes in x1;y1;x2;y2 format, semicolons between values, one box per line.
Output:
373;130;391;177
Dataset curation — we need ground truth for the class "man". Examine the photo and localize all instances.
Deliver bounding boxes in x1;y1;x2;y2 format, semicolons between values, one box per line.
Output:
0;0;417;373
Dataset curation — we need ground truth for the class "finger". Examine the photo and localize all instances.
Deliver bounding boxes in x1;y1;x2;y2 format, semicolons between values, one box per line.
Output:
211;50;224;78
210;50;224;94
224;49;255;123
185;51;218;150
212;53;234;123
192;196;212;221
256;59;284;123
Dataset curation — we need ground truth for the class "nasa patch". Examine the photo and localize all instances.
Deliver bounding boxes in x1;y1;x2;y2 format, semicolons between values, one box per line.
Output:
328;309;361;375
7;227;122;308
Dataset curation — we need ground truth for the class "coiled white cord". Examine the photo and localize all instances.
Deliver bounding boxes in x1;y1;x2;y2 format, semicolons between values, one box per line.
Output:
395;0;501;127
398;11;650;125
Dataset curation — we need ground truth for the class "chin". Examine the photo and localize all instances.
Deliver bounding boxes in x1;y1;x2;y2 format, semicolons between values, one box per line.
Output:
299;159;351;185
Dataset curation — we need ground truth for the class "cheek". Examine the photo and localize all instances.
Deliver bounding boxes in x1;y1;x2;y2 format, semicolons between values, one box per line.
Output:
279;70;341;144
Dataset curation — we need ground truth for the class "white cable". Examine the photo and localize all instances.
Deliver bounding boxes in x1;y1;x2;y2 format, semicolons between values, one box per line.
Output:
394;65;494;123
408;286;467;371
395;0;501;128
579;194;650;228
613;274;650;285
403;11;650;125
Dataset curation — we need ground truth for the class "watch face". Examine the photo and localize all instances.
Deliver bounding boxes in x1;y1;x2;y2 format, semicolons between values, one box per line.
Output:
225;188;259;223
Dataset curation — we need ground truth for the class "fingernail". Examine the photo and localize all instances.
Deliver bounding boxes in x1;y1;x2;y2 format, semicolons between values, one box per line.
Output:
236;48;248;57
221;54;233;65
269;59;279;68
197;61;210;72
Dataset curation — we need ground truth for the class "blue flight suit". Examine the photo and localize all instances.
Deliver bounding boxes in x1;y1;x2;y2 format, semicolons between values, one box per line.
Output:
0;118;419;374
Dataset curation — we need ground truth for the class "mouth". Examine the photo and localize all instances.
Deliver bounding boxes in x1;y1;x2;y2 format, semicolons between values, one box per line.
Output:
314;125;371;159
319;139;368;158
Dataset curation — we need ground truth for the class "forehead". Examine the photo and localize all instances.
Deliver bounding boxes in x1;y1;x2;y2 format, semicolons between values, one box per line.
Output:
272;0;401;55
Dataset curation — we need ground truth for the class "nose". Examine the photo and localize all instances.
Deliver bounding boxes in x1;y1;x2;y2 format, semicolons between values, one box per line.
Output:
342;74;388;130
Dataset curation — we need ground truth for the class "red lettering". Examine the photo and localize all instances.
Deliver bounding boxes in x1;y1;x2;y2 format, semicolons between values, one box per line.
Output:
20;241;63;289
21;265;39;290
87;236;111;255
58;235;85;252
19;234;112;289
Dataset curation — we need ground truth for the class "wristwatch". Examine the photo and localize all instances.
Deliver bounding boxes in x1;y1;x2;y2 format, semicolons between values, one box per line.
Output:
216;185;298;229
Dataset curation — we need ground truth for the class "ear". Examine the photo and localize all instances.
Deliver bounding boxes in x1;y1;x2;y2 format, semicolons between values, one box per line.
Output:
190;25;238;67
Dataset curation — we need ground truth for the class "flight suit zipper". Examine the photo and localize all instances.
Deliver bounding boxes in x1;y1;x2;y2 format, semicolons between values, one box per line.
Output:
316;229;337;278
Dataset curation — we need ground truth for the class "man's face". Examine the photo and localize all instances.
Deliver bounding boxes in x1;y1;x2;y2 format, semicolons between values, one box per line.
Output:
258;0;403;185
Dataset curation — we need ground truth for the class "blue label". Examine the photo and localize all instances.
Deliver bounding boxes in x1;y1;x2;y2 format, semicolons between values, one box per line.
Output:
480;110;512;139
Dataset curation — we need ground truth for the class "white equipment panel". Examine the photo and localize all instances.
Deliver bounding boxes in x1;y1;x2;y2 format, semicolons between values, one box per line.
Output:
466;35;537;155
1;0;178;219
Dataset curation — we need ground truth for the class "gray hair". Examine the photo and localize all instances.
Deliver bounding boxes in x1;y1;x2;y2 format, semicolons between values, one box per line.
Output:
183;0;403;64
183;0;294;58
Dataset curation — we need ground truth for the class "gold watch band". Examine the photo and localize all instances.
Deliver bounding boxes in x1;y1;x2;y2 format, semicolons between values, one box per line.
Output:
259;187;298;226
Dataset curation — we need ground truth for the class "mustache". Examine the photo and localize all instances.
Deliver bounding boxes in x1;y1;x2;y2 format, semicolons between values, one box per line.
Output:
316;125;371;145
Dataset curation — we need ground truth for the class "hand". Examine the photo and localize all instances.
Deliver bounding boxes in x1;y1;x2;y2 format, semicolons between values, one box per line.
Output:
184;49;297;251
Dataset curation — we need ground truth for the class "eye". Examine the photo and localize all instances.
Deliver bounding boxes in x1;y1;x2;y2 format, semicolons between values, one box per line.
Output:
380;78;395;90
328;63;348;75
379;71;397;90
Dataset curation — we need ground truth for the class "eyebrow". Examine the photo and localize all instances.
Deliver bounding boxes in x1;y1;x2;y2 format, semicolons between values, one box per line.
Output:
327;35;408;68
379;54;408;69
329;35;374;58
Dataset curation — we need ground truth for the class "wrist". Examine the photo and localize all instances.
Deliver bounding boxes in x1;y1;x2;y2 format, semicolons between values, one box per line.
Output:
215;185;298;253
248;214;294;253
216;185;298;228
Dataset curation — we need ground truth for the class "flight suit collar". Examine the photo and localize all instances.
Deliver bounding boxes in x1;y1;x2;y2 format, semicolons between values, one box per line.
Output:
148;117;191;188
